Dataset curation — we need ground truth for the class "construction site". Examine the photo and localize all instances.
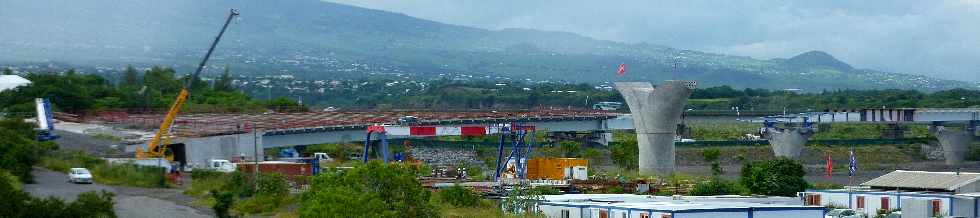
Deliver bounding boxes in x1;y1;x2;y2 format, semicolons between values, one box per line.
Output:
3;3;980;218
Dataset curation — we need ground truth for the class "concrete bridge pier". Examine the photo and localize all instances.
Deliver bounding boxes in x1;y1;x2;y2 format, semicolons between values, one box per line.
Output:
616;81;696;175
589;131;613;146
764;127;814;159
930;121;976;165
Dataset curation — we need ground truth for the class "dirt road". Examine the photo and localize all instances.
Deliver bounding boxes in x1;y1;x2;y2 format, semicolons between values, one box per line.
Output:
23;168;212;218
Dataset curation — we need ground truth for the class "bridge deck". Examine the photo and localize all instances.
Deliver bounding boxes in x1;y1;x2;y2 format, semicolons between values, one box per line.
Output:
92;110;617;137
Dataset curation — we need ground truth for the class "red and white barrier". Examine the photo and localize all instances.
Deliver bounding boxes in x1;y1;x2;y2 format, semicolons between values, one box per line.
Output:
366;125;535;136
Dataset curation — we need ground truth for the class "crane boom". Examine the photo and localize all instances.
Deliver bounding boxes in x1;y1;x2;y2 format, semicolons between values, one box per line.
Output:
137;9;240;160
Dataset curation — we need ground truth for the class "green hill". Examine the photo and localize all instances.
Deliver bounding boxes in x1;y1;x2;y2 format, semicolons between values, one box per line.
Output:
0;0;974;91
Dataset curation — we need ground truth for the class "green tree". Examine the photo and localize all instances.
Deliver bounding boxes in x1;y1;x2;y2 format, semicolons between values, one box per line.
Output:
300;161;439;218
143;66;181;94
609;139;638;170
740;158;808;196
2;68;12;75
214;67;234;92
266;96;307;112
0;119;56;182
559;141;580;158
121;65;140;88
702;148;723;176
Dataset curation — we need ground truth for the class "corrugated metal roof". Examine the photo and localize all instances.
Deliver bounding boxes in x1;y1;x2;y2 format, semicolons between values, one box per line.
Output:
861;170;980;191
0;75;31;91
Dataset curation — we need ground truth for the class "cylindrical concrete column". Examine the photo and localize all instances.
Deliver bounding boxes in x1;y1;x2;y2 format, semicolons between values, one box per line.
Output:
616;81;695;175
932;126;974;165
766;128;812;159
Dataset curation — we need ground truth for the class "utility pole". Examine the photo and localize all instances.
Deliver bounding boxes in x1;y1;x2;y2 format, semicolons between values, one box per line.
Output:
253;124;260;192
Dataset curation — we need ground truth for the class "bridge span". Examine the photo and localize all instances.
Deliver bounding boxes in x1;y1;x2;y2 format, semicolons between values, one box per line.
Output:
97;110;632;168
99;108;976;169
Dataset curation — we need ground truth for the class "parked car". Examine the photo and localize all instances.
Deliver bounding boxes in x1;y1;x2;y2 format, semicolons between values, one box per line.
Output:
68;168;93;184
826;209;865;218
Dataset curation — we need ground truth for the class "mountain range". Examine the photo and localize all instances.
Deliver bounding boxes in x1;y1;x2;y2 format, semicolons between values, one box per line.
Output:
0;0;976;91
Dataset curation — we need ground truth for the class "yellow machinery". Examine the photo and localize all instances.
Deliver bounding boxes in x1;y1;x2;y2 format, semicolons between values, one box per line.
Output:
136;9;240;160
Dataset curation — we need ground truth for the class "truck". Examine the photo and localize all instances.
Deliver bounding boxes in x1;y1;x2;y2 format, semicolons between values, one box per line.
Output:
206;159;236;173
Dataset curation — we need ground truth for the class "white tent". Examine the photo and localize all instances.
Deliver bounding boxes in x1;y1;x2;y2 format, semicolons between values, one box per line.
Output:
0;75;31;92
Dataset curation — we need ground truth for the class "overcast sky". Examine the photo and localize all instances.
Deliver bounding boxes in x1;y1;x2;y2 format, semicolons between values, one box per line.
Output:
328;0;980;82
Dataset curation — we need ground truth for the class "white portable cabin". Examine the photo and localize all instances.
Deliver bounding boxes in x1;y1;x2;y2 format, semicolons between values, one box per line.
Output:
803;170;980;217
802;189;980;217
536;194;824;218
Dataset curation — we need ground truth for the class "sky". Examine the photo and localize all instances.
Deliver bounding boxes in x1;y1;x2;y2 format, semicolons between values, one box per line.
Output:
328;0;980;82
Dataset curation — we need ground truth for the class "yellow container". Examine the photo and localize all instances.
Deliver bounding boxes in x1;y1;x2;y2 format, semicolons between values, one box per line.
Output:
526;158;588;180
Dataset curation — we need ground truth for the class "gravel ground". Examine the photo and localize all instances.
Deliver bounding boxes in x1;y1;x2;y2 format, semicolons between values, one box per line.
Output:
24;168;212;218
52;130;122;155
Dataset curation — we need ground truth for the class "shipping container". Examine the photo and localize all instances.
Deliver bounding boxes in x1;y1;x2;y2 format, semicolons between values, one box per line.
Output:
526;158;588;180
237;161;313;186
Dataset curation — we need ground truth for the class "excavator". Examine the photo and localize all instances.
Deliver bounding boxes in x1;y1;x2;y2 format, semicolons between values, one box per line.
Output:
136;9;239;161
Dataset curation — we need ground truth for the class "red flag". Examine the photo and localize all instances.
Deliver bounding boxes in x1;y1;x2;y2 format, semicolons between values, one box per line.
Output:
617;63;626;76
825;153;833;179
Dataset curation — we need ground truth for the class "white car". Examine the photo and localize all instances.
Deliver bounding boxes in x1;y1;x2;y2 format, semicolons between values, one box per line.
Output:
68;168;93;184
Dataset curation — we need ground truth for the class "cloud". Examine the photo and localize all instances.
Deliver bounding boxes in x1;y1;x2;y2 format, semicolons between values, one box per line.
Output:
326;0;980;81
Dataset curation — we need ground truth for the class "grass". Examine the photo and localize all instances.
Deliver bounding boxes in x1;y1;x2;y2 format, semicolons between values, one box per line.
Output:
39;150;167;188
184;170;296;217
439;200;544;218
90;133;122;141
93;163;168;187
184;174;229;198
234;194;294;216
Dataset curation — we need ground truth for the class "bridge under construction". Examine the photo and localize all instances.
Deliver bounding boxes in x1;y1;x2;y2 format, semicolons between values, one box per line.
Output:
82;99;978;171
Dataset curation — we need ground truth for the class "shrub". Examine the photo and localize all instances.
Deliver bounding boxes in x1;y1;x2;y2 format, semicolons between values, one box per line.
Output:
606;186;626;194
300;161;439;218
702;148;723;176
0;170;20;191
690;178;744;196
234;193;288;215
211;190;235;218
39;150;105;173
185;174;229;198
191;169;226;180
456;161;484;181
225;171;254;198
69;190;117;218
609;139;638;170
256;173;289;197
501;184;546;214
0;119;57;182
94;163;167;188
532;186;561;195
0;173;117;218
559;141;581;157
437;185;481;207
740;158;808;196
